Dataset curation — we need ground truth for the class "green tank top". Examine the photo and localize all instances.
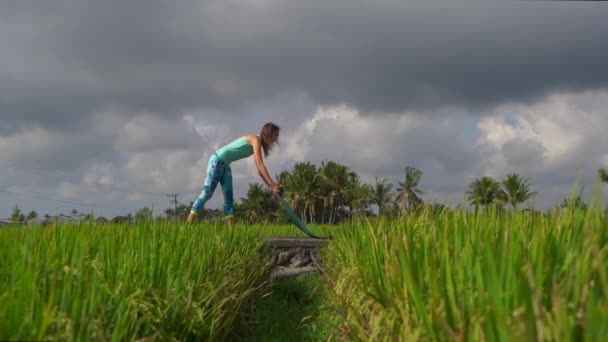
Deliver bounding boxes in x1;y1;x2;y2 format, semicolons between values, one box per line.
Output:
215;136;254;165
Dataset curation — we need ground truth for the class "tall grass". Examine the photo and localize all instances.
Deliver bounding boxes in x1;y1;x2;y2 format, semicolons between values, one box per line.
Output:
0;221;268;341
4;204;606;341
322;205;608;341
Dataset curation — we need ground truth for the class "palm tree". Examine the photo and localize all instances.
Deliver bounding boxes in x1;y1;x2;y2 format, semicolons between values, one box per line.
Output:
499;173;537;210
395;166;424;212
345;180;373;218
283;162;321;223
318;161;357;224
599;168;608;183
239;183;279;223
370;177;395;216
465;176;502;207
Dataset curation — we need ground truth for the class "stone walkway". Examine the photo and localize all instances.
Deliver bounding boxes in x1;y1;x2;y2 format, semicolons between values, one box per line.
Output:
262;237;329;280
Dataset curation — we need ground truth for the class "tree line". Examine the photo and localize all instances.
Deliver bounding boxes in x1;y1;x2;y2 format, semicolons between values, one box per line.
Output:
227;163;608;224
7;166;608;225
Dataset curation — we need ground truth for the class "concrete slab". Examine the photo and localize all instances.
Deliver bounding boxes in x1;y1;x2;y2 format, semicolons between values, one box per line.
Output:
262;236;329;249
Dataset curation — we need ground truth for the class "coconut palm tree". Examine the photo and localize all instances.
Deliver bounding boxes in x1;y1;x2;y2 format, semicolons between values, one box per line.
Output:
283;162;321;223
345;180;373;218
370;177;395;216
465;176;502;207
318;161;357;223
395;166;424;212
499;173;537;210
239;183;267;222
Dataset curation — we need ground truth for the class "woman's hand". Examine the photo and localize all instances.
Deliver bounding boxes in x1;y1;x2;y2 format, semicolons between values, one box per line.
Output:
270;182;283;198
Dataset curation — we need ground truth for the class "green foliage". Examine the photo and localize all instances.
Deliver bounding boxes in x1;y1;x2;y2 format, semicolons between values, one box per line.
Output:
345;180;373;218
0;222;268;341
11;205;23;224
237;183;280;223
134;206;153;222
322;203;608;341
560;195;587;210
318;161;358;224
396;166;424;212
110;215;131;224
499;173;537;209
275;161;369;224
164;203;191;222
599;168;608;183
238;275;332;341
465;176;502;207
370;177;395;215
26;210;38;220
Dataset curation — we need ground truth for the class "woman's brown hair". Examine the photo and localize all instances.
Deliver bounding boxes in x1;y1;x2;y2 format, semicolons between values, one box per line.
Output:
260;122;280;158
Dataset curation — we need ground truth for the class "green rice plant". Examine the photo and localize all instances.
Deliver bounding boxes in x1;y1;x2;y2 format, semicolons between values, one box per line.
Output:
0;220;271;341
322;202;608;341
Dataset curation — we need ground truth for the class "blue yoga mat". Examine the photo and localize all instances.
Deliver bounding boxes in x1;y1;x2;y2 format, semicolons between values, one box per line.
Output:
275;194;327;239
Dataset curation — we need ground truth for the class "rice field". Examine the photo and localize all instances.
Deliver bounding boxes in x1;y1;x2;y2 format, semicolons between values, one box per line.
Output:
321;206;608;341
1;204;607;341
0;221;271;341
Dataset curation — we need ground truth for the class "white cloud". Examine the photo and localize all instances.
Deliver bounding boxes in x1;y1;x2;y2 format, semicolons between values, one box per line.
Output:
476;90;608;206
56;182;81;200
4;90;608;217
0;126;70;164
278;104;478;207
82;162;115;187
112;114;199;152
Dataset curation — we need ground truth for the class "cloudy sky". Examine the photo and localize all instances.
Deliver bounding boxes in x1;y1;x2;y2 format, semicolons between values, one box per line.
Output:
2;0;608;218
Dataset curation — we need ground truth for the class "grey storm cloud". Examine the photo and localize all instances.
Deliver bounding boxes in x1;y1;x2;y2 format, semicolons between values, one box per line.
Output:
2;0;608;132
2;1;608;217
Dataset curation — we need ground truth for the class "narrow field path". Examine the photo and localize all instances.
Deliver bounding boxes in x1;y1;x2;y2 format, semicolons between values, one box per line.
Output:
237;274;332;341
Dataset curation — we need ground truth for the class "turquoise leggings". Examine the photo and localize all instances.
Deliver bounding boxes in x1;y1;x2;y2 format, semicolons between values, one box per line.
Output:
191;153;234;217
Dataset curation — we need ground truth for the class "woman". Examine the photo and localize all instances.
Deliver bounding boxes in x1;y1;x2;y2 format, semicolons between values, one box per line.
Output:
187;122;282;225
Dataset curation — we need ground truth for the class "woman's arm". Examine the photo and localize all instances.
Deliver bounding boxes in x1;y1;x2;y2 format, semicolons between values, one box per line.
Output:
247;135;280;193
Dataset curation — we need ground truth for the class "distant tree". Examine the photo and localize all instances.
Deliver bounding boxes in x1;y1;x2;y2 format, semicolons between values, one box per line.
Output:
111;216;129;224
175;204;190;221
135;207;153;222
166;202;194;222
318;161;357;224
599;168;608;183
561;196;587;210
345;181;373;218
44;214;50;219
11;205;22;224
499;173;537;210
71;209;78;215
465;176;502;207
238;183;279;223
239;183;266;222
26;210;38;220
164;207;175;220
282;162;321;223
395;166;424;212
370;177;395;216
425;202;450;216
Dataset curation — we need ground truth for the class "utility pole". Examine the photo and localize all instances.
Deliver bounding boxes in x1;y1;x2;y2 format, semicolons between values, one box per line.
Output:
167;193;178;221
